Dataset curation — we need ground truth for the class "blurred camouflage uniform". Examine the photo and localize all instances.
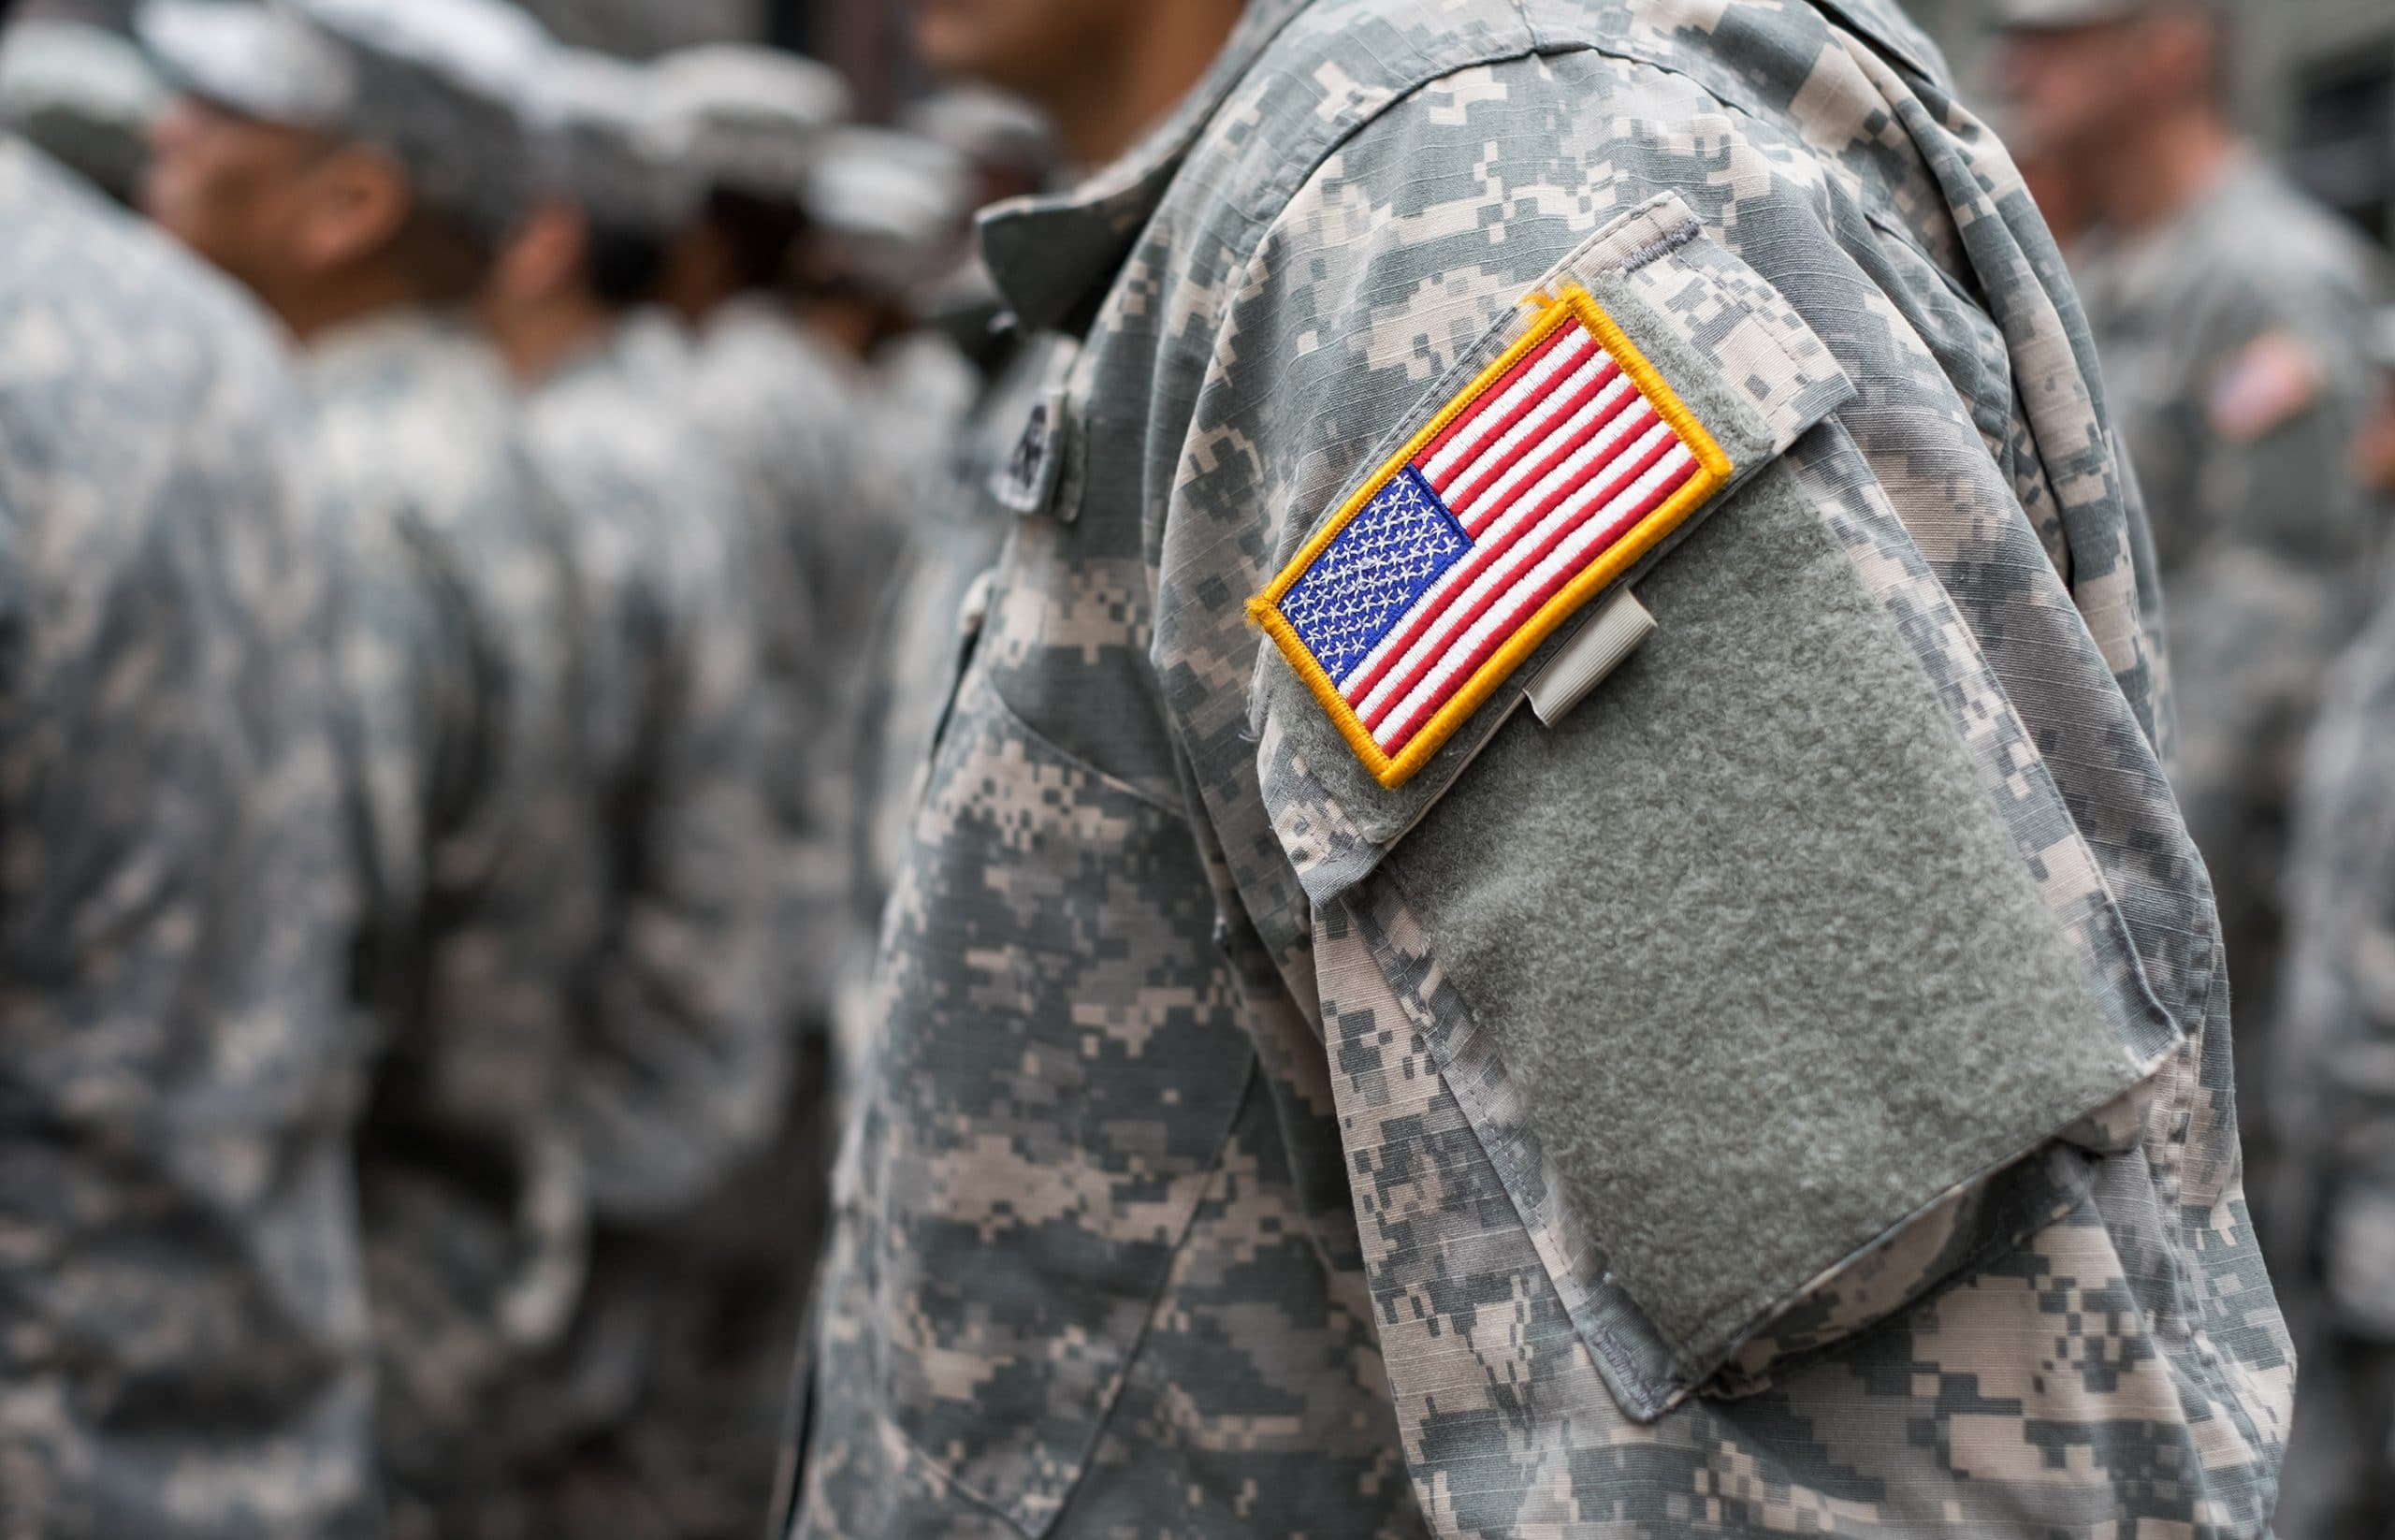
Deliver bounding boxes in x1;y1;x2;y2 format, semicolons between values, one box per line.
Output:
302;312;595;1540
0;135;371;1538
464;52;784;1536
2277;595;2395;1538
518;53;778;1233
484;303;784;1540
656;47;862;1029
143;3;602;1533
782;0;2291;1535
2274;316;2395;1540
2071;152;2388;1210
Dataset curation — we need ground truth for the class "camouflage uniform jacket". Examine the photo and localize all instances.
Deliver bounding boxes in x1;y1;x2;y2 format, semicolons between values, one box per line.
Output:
0;138;372;1538
836;332;1070;1103
449;315;786;1520
297;311;597;1518
687;296;872;1025
526;312;777;1228
789;1;2291;1535
2280;599;2395;1338
2071;156;2388;1067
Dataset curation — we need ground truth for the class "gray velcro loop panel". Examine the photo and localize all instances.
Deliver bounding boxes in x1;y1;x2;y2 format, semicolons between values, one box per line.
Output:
1386;457;2156;1372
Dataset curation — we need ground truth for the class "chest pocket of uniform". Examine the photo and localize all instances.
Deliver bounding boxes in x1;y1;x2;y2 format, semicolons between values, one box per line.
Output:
858;651;1256;1533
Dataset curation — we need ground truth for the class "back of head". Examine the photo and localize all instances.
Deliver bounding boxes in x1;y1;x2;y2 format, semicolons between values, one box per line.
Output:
649;42;847;306
521;47;697;305
534;49;695;233
652;43;846;206
283;0;554;242
139;0;555;313
801;125;972;302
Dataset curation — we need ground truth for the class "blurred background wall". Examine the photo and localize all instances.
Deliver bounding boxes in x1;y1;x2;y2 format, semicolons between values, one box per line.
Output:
1912;0;2393;239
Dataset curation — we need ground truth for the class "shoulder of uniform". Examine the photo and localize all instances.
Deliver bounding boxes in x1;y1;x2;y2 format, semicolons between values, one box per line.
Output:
1196;0;1856;257
0;139;292;404
1168;0;1542;233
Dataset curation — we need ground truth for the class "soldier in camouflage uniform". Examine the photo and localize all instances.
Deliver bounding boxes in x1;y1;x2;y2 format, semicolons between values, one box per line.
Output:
476;50;785;1540
650;45;864;1036
780;0;2293;1535
0;68;370;1540
140;3;600;1533
1998;0;2392;1238
2272;314;2395;1540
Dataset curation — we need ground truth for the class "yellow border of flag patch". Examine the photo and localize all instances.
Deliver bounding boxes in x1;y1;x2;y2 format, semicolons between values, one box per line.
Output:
1247;285;1733;791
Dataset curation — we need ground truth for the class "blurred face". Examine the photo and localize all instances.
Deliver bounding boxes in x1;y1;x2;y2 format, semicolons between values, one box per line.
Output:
1996;21;2150;161
142;95;327;298
907;0;1128;103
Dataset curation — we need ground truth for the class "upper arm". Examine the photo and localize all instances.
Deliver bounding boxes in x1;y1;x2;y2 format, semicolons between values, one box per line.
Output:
1163;53;2185;1422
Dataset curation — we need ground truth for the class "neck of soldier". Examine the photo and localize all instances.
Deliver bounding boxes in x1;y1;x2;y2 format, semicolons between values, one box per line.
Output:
274;261;448;347
1047;0;1248;166
2089;101;2239;236
484;284;617;385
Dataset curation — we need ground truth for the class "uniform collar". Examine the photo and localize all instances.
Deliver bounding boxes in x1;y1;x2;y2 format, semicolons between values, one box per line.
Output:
977;0;1313;334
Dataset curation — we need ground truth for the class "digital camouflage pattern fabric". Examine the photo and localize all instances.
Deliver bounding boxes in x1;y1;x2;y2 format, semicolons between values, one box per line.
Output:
2274;602;2395;1539
0;136;373;1539
2071;155;2389;1202
785;0;2291;1535
295;310;596;1538
481;309;785;1540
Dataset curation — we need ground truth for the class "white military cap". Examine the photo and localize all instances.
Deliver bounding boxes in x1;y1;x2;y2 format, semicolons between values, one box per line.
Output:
651;42;849;203
526;48;699;236
802;124;971;297
0;18;167;195
138;0;553;237
902;87;1053;179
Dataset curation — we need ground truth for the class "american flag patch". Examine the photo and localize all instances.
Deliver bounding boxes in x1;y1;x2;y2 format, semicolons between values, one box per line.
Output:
1251;285;1732;790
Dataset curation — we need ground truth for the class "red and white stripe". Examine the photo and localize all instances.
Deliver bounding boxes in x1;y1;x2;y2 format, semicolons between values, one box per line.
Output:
1339;321;1701;755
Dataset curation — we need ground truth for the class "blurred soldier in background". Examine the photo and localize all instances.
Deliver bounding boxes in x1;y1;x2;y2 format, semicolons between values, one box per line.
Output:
903;86;1052;332
138;0;600;1532
2276;310;2395;1540
477;48;783;1539
784;2;2287;1539
650;43;857;1042
0;1;370;1529
0;9;161;199
1999;0;2391;1239
791;123;975;632
633;46;876;1535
